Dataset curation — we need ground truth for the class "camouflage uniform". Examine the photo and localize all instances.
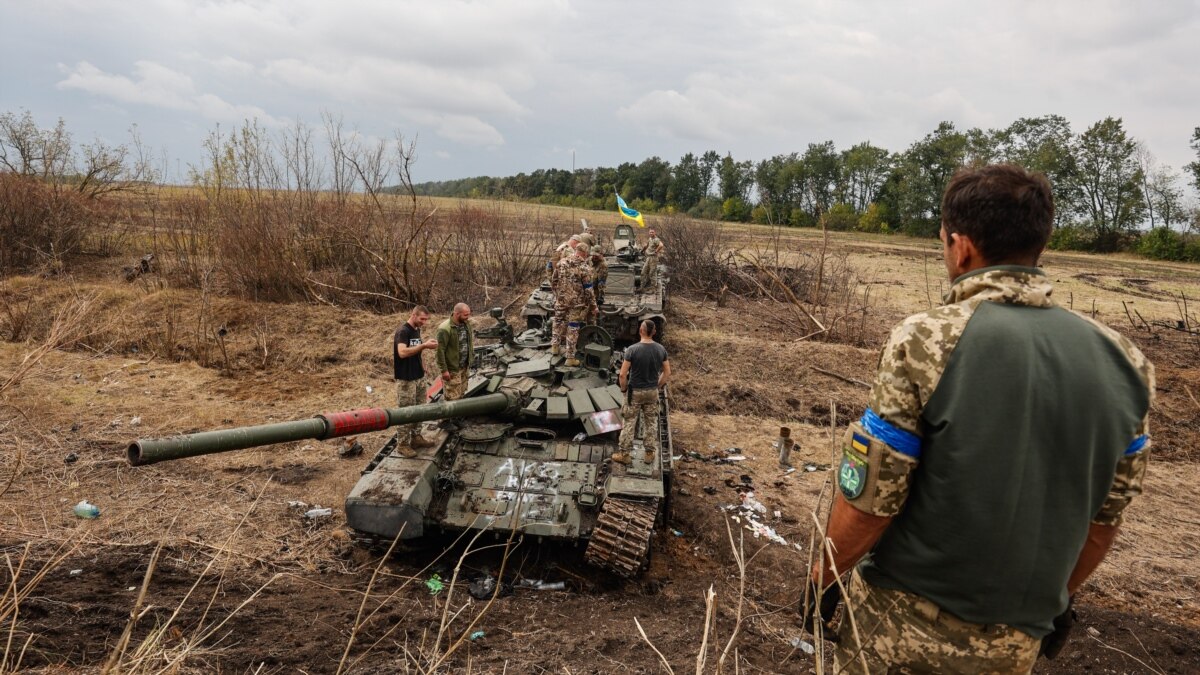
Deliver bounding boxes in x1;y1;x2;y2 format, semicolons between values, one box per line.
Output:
578;231;597;249
546;239;576;285
836;569;1040;674
551;253;597;358
833;266;1154;672
640;235;664;290
590;253;608;306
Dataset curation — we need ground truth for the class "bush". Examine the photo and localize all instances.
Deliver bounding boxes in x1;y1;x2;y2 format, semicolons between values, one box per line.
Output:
721;197;751;222
0;174;93;274
1046;225;1094;252
857;203;891;234
789;208;816;228
1135;227;1199;262
823;203;858;231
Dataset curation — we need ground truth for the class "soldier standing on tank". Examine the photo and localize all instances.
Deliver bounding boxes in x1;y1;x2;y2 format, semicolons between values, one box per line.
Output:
393;305;438;457
640;228;665;291
434;303;474;401
546;235;580;285
551;242;598;365
589;251;608;306
803;164;1154;673
613;320;670;466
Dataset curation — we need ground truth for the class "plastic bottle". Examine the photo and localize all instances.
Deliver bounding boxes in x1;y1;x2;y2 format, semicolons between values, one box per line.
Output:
73;500;100;519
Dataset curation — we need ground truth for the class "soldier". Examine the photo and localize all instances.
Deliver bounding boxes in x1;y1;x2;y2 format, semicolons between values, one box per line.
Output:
393;305;438;457
578;230;597;250
640;227;665;291
589;251;608;306
550;242;598;365
434;303;474;401
804;165;1154;673
613;320;669;466
546;235;580;285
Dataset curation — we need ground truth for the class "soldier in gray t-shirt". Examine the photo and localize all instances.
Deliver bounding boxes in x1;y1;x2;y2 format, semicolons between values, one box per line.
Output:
614;320;671;465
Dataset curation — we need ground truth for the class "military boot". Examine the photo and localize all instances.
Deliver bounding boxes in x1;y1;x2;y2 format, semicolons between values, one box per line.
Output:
551;344;561;355
564;358;581;367
410;435;435;450
397;444;418;459
610;452;632;465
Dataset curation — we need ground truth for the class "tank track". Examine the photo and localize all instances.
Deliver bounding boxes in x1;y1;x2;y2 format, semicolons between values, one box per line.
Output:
584;496;659;577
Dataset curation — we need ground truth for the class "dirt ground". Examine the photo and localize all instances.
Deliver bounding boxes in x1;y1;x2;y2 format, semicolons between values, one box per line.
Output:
3;224;1200;674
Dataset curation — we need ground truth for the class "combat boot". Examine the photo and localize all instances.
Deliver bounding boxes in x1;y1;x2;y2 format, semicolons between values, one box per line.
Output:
550;344;561;355
564;358;581;367
397;445;418;459
410;435;435;450
610;452;632;465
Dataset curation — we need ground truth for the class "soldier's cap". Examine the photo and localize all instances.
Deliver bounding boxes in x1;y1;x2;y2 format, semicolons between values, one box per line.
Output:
568;235;580;242
575;242;590;254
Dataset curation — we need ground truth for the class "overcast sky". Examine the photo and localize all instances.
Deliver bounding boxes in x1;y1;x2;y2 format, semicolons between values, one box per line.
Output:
3;0;1198;188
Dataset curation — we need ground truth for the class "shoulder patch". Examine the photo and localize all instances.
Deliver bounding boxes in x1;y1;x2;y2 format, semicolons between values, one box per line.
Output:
838;450;867;499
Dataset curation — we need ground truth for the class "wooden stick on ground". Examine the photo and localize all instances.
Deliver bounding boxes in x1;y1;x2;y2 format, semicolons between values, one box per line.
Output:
810;366;870;389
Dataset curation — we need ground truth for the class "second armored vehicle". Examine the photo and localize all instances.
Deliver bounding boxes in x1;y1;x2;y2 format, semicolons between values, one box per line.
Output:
521;224;668;343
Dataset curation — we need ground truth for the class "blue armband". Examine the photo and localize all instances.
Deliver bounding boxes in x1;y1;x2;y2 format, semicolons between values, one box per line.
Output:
860;408;921;459
1125;434;1149;456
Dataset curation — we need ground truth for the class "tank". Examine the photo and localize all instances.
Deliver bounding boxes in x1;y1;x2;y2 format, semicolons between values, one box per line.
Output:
127;309;673;578
521;224;668;344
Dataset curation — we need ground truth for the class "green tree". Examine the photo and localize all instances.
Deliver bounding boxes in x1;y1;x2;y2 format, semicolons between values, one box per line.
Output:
1069;117;1145;249
699;150;721;198
1187;127;1200;194
893;121;968;236
841;142;891;212
800;141;841;219
717;152;753;203
668;152;705;211
992;116;1078;226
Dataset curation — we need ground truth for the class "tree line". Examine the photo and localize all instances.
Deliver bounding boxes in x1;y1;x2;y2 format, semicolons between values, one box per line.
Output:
414;116;1200;260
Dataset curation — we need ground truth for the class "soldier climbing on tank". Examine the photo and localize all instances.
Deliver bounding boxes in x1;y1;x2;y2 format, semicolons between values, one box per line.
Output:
551;242;598;365
640;228;665;291
590;251;608;306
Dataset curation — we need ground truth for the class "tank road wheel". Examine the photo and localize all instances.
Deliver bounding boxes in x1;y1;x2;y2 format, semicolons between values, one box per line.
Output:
584;496;659;578
577;325;614;350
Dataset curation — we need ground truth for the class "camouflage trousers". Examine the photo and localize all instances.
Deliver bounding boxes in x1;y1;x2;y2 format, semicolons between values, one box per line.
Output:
618;388;660;455
396;378;425;441
834;570;1039;674
551;305;589;357
442;370;469;401
640;255;658;290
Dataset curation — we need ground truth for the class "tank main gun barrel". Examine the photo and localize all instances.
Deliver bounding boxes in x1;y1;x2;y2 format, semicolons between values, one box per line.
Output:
127;391;516;466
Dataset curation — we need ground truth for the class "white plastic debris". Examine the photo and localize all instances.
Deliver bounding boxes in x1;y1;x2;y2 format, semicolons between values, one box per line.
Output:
790;637;815;654
365;385;374;394
129;416;141;426
573;432;587;442
287;500;309;509
69;569;83;577
304;507;333;519
740;491;768;514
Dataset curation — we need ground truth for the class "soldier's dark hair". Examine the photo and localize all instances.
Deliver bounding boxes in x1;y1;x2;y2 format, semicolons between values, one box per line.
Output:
640;319;656;337
410;305;429;316
941;164;1054;264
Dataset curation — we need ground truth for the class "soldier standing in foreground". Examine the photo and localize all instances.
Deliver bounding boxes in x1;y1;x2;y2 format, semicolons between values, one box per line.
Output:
393;305;438;457
614;320;669;466
551;242;598;365
434;303;474;401
640;228;665;291
805;164;1154;673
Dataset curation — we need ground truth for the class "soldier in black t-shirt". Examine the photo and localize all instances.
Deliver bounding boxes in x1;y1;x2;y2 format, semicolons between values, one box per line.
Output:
393;305;438;456
614;320;670;466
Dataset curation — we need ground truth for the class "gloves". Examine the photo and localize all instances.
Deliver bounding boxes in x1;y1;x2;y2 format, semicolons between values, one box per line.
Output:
1039;598;1077;659
800;579;842;643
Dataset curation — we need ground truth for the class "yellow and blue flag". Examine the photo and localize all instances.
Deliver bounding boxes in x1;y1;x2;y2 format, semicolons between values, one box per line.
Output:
615;193;646;228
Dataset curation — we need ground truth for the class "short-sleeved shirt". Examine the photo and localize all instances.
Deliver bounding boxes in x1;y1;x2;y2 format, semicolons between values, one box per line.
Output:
624;341;668;390
393;323;424;381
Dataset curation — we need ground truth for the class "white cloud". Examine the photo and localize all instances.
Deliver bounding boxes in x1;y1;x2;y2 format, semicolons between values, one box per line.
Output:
56;60;280;125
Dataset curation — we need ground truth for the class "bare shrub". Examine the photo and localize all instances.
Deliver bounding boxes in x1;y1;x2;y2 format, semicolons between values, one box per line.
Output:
0;174;93;274
659;214;876;345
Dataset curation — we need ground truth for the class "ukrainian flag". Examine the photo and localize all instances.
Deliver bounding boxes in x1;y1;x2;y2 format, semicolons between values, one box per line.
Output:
616;193;646;228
